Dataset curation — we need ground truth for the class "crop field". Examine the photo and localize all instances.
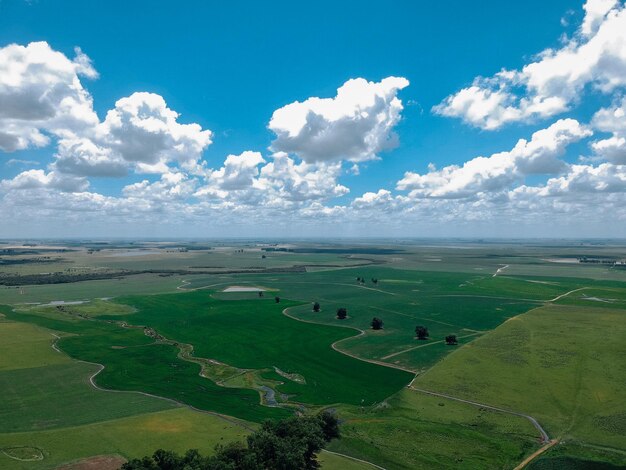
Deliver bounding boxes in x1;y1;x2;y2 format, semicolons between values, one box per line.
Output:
1;240;626;469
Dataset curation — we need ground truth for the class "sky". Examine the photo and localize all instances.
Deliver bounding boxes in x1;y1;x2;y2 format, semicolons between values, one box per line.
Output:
1;0;626;238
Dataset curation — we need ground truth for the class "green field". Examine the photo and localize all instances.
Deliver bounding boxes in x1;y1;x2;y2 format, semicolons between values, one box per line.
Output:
415;304;626;451
1;241;626;468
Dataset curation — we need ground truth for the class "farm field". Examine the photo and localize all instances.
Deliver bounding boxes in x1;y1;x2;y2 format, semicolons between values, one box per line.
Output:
1;240;626;469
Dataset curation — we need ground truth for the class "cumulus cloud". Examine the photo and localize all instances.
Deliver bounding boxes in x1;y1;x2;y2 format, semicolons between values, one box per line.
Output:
0;41;99;152
434;0;626;129
195;151;348;206
591;97;626;163
0;169;88;193
518;162;626;196
122;171;197;202
397;119;591;198
54;92;213;177
269;77;409;162
206;151;266;191
0;42;213;178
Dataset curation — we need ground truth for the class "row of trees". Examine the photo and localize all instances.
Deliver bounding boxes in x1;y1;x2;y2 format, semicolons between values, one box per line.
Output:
122;412;340;470
355;276;378;285
311;306;458;344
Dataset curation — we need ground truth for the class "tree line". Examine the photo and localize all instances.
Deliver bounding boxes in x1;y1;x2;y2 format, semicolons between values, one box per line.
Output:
122;412;339;470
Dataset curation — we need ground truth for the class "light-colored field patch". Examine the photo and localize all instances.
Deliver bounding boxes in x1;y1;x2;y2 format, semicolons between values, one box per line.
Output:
55;455;126;470
222;286;266;292
0;321;71;371
542;258;580;264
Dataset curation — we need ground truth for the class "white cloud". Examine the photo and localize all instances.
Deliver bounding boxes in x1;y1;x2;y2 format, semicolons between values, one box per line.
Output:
206;151;266;191
434;1;626;129
54;92;214;177
0;169;88;192
581;0;619;36
122;171;197;202
269;77;409;162
0;42;213;178
195;151;348;208
591;97;626;163
397;119;591;198
95;92;212;171
0;42;99;152
520;162;626;195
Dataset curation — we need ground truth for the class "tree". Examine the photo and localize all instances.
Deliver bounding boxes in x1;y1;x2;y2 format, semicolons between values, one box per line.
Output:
258;291;264;298
275;296;280;303
445;334;458;345
336;307;347;320
317;411;340;441
415;325;429;340
371;317;384;330
313;302;320;312
371;278;378;285
122;412;340;470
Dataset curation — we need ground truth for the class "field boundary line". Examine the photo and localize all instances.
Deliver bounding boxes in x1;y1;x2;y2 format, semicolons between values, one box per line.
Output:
407;385;550;443
47;332;256;431
380;332;482;360
48;330;389;470
321;449;387;470
282;308;417;374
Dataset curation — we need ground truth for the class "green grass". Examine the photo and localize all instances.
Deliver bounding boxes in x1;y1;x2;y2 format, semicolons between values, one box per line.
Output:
327;389;538;469
0;362;177;433
415;304;626;450
1;305;289;423
0;321;71;371
109;291;414;406
0;408;249;470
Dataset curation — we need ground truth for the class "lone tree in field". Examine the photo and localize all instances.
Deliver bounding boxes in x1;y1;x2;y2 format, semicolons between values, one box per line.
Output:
336;307;347;320
371;317;384;330
415;326;429;340
445;334;458;345
313;302;321;312
371;278;378;285
258;291;264;297
275;296;280;303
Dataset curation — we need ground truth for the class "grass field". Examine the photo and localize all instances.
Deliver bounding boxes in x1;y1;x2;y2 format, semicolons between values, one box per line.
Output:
327;389;539;469
415;304;626;452
0;314;371;470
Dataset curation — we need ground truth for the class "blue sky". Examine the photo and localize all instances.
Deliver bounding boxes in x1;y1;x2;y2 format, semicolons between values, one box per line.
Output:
1;0;625;237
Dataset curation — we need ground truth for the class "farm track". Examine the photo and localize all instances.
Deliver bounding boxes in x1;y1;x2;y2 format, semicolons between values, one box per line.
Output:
512;439;559;470
380;331;482;360
493;264;509;277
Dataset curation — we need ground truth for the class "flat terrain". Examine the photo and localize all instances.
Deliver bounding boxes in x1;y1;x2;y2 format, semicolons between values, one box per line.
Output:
1;240;625;469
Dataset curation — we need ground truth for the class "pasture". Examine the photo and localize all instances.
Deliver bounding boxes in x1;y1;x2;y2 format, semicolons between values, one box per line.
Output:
415;304;626;451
